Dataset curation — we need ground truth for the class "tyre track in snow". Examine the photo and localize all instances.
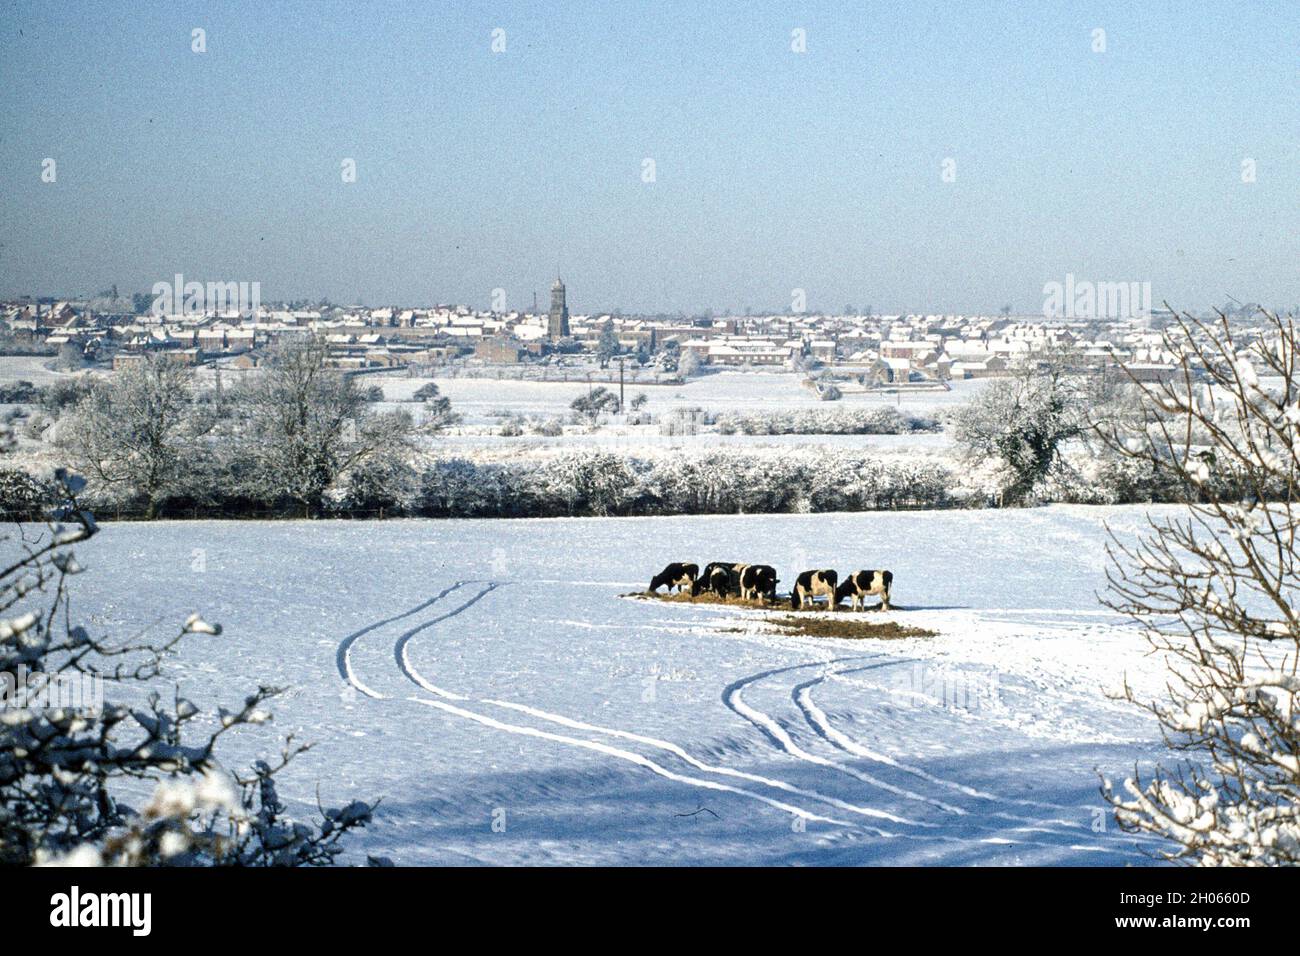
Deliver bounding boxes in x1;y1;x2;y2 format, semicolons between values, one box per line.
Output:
467;695;1128;853
351;581;870;828
482;697;896;831
726;659;1085;826
793;666;1088;831
727;659;1122;850
407;696;853;827
722;659;942;826
336;581;469;699
394;582;502;700
388;595;963;833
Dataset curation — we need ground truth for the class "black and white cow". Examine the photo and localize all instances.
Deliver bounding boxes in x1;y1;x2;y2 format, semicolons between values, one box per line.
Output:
693;562;741;598
834;569;893;611
738;564;779;602
791;569;838;609
649;562;698;594
707;564;743;600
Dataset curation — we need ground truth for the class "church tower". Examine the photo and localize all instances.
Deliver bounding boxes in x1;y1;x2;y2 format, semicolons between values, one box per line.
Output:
547;276;570;340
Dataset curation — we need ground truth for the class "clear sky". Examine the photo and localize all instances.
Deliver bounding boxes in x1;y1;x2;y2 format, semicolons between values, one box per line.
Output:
1;0;1296;314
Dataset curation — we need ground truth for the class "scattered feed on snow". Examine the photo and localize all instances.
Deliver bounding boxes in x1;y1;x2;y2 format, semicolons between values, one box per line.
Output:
623;590;775;609
758;615;937;641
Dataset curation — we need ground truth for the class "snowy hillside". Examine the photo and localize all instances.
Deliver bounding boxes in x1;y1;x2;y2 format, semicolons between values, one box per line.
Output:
63;506;1181;865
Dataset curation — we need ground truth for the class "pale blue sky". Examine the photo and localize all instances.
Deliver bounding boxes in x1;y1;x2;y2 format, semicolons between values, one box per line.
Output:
1;0;1296;313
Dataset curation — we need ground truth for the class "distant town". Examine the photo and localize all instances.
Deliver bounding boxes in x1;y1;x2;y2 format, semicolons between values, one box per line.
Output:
0;278;1277;388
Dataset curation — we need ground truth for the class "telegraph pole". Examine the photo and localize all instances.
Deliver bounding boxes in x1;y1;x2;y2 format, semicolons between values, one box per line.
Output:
618;357;625;412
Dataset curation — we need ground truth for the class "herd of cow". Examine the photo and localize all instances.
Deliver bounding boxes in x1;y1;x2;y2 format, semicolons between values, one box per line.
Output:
648;561;894;611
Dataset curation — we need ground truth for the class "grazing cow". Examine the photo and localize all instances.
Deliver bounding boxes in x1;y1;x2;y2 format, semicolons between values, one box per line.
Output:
709;564;747;601
738;564;779;602
693;562;741;598
649;562;698;594
835;569;894;611
791;569;838;609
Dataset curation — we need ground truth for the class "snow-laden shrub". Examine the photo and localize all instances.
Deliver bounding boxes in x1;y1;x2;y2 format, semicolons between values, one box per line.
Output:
570;387;620;427
817;382;843;402
533;418;564;437
1;469;376;866
531;452;637;516
332;450;420;516
0;468;53;521
38;378;92;416
0;380;39;404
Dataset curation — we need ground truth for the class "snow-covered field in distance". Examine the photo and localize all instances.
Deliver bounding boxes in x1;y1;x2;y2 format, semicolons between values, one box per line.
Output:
378;370;985;456
387;370;990;422
59;505;1179;865
0;354;72;385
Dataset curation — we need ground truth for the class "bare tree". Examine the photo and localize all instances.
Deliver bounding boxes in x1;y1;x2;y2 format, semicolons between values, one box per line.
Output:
236;338;415;517
1099;308;1300;865
59;356;210;518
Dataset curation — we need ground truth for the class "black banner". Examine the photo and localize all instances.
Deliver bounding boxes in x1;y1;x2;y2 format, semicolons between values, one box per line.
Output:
12;865;1293;944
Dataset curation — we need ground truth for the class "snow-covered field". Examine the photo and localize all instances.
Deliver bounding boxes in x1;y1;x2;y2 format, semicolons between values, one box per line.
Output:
61;506;1178;865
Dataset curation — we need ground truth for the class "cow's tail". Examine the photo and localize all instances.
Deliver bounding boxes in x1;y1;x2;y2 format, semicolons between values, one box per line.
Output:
791;588;800;610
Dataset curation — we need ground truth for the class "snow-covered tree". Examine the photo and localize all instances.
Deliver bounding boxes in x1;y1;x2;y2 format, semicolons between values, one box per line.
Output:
678;349;703;378
570;386;620;426
655;340;681;373
58;356;211;518
595;323;621;369
0;465;375;866
235;338;415;517
412;381;460;431
952;352;1084;504
1100;308;1300;865
53;341;85;371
